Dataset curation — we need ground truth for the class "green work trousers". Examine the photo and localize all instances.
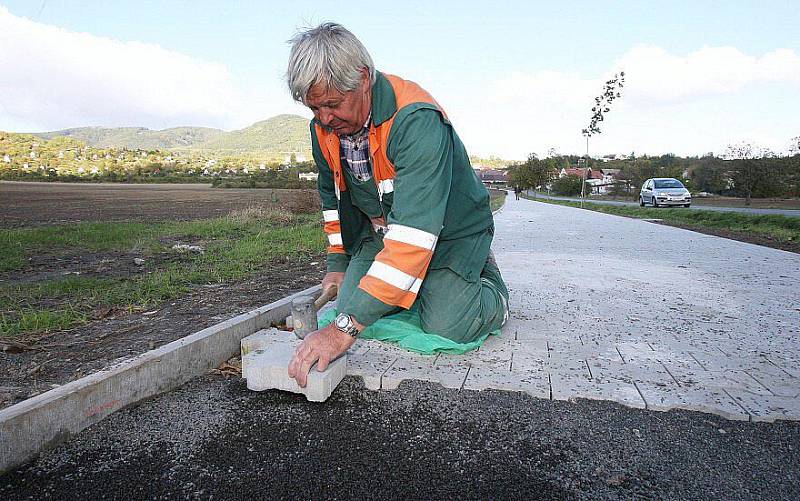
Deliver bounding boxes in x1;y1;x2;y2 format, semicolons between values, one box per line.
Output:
337;237;509;344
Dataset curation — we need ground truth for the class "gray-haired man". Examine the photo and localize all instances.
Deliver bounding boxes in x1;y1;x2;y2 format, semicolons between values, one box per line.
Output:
287;23;508;387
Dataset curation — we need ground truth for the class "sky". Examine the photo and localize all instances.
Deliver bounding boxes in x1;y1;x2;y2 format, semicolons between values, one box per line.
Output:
1;0;799;160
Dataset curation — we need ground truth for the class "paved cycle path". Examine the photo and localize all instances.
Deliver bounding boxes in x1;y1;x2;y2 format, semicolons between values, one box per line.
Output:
488;195;800;421
340;195;800;421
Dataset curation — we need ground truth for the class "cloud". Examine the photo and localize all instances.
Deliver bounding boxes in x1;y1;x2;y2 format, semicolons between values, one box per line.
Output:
617;45;800;104
0;6;246;131
455;45;800;159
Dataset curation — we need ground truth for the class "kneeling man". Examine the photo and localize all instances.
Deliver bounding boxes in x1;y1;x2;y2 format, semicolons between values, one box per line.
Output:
287;23;509;387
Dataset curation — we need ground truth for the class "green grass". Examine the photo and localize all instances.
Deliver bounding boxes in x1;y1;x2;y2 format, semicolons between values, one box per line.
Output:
489;189;507;212
0;211;326;337
527;196;800;244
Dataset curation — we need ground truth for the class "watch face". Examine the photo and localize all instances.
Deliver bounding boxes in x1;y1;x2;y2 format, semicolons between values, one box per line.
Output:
335;313;350;330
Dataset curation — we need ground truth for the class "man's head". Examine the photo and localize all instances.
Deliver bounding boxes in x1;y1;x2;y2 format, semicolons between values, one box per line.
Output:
287;23;375;136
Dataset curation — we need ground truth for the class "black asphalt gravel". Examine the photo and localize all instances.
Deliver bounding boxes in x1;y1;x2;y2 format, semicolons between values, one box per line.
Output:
2;375;799;500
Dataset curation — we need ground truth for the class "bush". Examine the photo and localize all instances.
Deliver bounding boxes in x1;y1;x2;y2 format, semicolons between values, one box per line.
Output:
551;175;586;196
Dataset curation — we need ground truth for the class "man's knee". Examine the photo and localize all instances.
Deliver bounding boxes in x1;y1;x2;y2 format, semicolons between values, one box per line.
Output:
419;310;479;344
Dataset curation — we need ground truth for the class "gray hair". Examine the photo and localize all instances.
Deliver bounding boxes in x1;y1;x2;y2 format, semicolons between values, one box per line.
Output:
287;23;376;104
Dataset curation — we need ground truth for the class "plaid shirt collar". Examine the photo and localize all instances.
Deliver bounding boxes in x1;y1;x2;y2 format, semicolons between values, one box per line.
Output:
339;113;372;182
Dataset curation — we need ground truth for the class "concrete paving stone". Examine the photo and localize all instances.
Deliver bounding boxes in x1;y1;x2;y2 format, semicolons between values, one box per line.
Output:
512;350;550;373
665;364;772;396
587;359;675;386
345;342;405;390
690;351;792;374
347;339;372;356
614;341;655;362
744;368;800;398
550;371;646;409
462;365;550;399
243;344;346;402
764;356;800;378
635;380;750;421
381;356;468;390
725;390;800;422
240;328;296;356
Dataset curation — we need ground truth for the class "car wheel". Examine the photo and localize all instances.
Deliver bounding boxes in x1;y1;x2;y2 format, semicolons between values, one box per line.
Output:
639;197;645;207
652;196;658;208
684;203;691;208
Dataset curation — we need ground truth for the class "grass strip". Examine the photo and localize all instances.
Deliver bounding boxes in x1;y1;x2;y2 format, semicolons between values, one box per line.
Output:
527;196;800;245
489;189;507;212
0;210;325;337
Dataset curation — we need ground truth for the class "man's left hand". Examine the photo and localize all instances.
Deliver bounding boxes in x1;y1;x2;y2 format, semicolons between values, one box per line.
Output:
288;323;357;387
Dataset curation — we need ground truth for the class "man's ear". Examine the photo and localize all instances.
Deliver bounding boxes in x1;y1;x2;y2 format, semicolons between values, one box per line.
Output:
360;68;370;92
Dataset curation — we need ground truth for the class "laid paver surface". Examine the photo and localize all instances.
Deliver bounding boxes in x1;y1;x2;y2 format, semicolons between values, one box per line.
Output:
340;196;800;421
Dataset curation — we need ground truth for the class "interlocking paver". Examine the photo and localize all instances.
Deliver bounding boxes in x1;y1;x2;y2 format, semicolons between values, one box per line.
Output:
634;380;750;420
725;391;800;422
381;354;468;390
463;365;550;398
243;344;346;402
346;342;402;390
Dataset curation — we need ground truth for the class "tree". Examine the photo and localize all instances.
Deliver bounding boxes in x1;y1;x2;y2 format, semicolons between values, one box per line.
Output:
723;142;774;205
551;175;585;196
581;71;625;205
507;153;555;193
688;155;727;193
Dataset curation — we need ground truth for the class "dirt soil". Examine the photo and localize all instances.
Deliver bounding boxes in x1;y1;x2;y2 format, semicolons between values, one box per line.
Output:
0;181;320;228
0;257;325;409
0;181;325;409
651;221;800;254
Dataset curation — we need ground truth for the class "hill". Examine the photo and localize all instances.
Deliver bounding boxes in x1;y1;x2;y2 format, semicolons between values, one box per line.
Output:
32;114;312;157
35;126;224;150
192;114;310;154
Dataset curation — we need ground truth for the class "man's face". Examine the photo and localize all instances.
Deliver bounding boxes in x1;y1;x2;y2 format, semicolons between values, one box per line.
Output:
306;70;371;136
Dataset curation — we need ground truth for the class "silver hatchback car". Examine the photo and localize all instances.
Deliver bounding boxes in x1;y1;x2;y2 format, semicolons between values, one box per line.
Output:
639;178;692;207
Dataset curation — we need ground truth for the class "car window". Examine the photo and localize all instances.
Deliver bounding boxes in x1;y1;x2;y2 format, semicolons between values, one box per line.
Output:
654;179;685;189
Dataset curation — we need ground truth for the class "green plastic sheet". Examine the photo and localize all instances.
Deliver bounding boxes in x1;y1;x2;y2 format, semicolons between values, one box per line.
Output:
318;306;498;355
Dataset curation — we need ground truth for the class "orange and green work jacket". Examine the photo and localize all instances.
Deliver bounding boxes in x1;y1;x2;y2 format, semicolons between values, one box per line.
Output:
311;71;494;327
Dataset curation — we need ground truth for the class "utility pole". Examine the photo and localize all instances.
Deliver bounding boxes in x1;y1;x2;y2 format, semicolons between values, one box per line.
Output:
582;71;625;208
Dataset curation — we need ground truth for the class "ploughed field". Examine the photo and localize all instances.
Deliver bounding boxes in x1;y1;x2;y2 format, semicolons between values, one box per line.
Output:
0;181;319;228
0;181;325;409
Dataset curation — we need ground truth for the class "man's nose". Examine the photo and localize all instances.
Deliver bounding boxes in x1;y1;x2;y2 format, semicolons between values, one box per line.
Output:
319;109;334;126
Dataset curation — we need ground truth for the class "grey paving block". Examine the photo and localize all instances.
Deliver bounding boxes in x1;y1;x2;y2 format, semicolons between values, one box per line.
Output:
744;368;800;398
240;328;296;356
587;359;675;386
242;344;346;402
382;356;468;390
665;365;772;396
725;390;800;422
345;342;401;390
550;371;646;409
462;365;550;399
635;380;750;421
511;350;548;373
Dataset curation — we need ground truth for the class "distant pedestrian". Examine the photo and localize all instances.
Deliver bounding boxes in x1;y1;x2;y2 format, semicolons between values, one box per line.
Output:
514;186;521;200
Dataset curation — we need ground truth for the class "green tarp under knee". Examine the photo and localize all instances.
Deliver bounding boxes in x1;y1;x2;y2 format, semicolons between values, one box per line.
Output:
318;307;498;355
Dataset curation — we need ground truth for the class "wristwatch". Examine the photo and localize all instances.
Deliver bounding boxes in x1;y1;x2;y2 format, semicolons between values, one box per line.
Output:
334;313;361;337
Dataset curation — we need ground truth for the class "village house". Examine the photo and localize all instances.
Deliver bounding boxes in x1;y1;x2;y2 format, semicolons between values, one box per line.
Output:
475;169;508;185
299;172;319;181
559;167;626;195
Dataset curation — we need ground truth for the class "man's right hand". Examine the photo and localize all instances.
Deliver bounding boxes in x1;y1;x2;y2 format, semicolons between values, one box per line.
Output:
321;271;345;296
